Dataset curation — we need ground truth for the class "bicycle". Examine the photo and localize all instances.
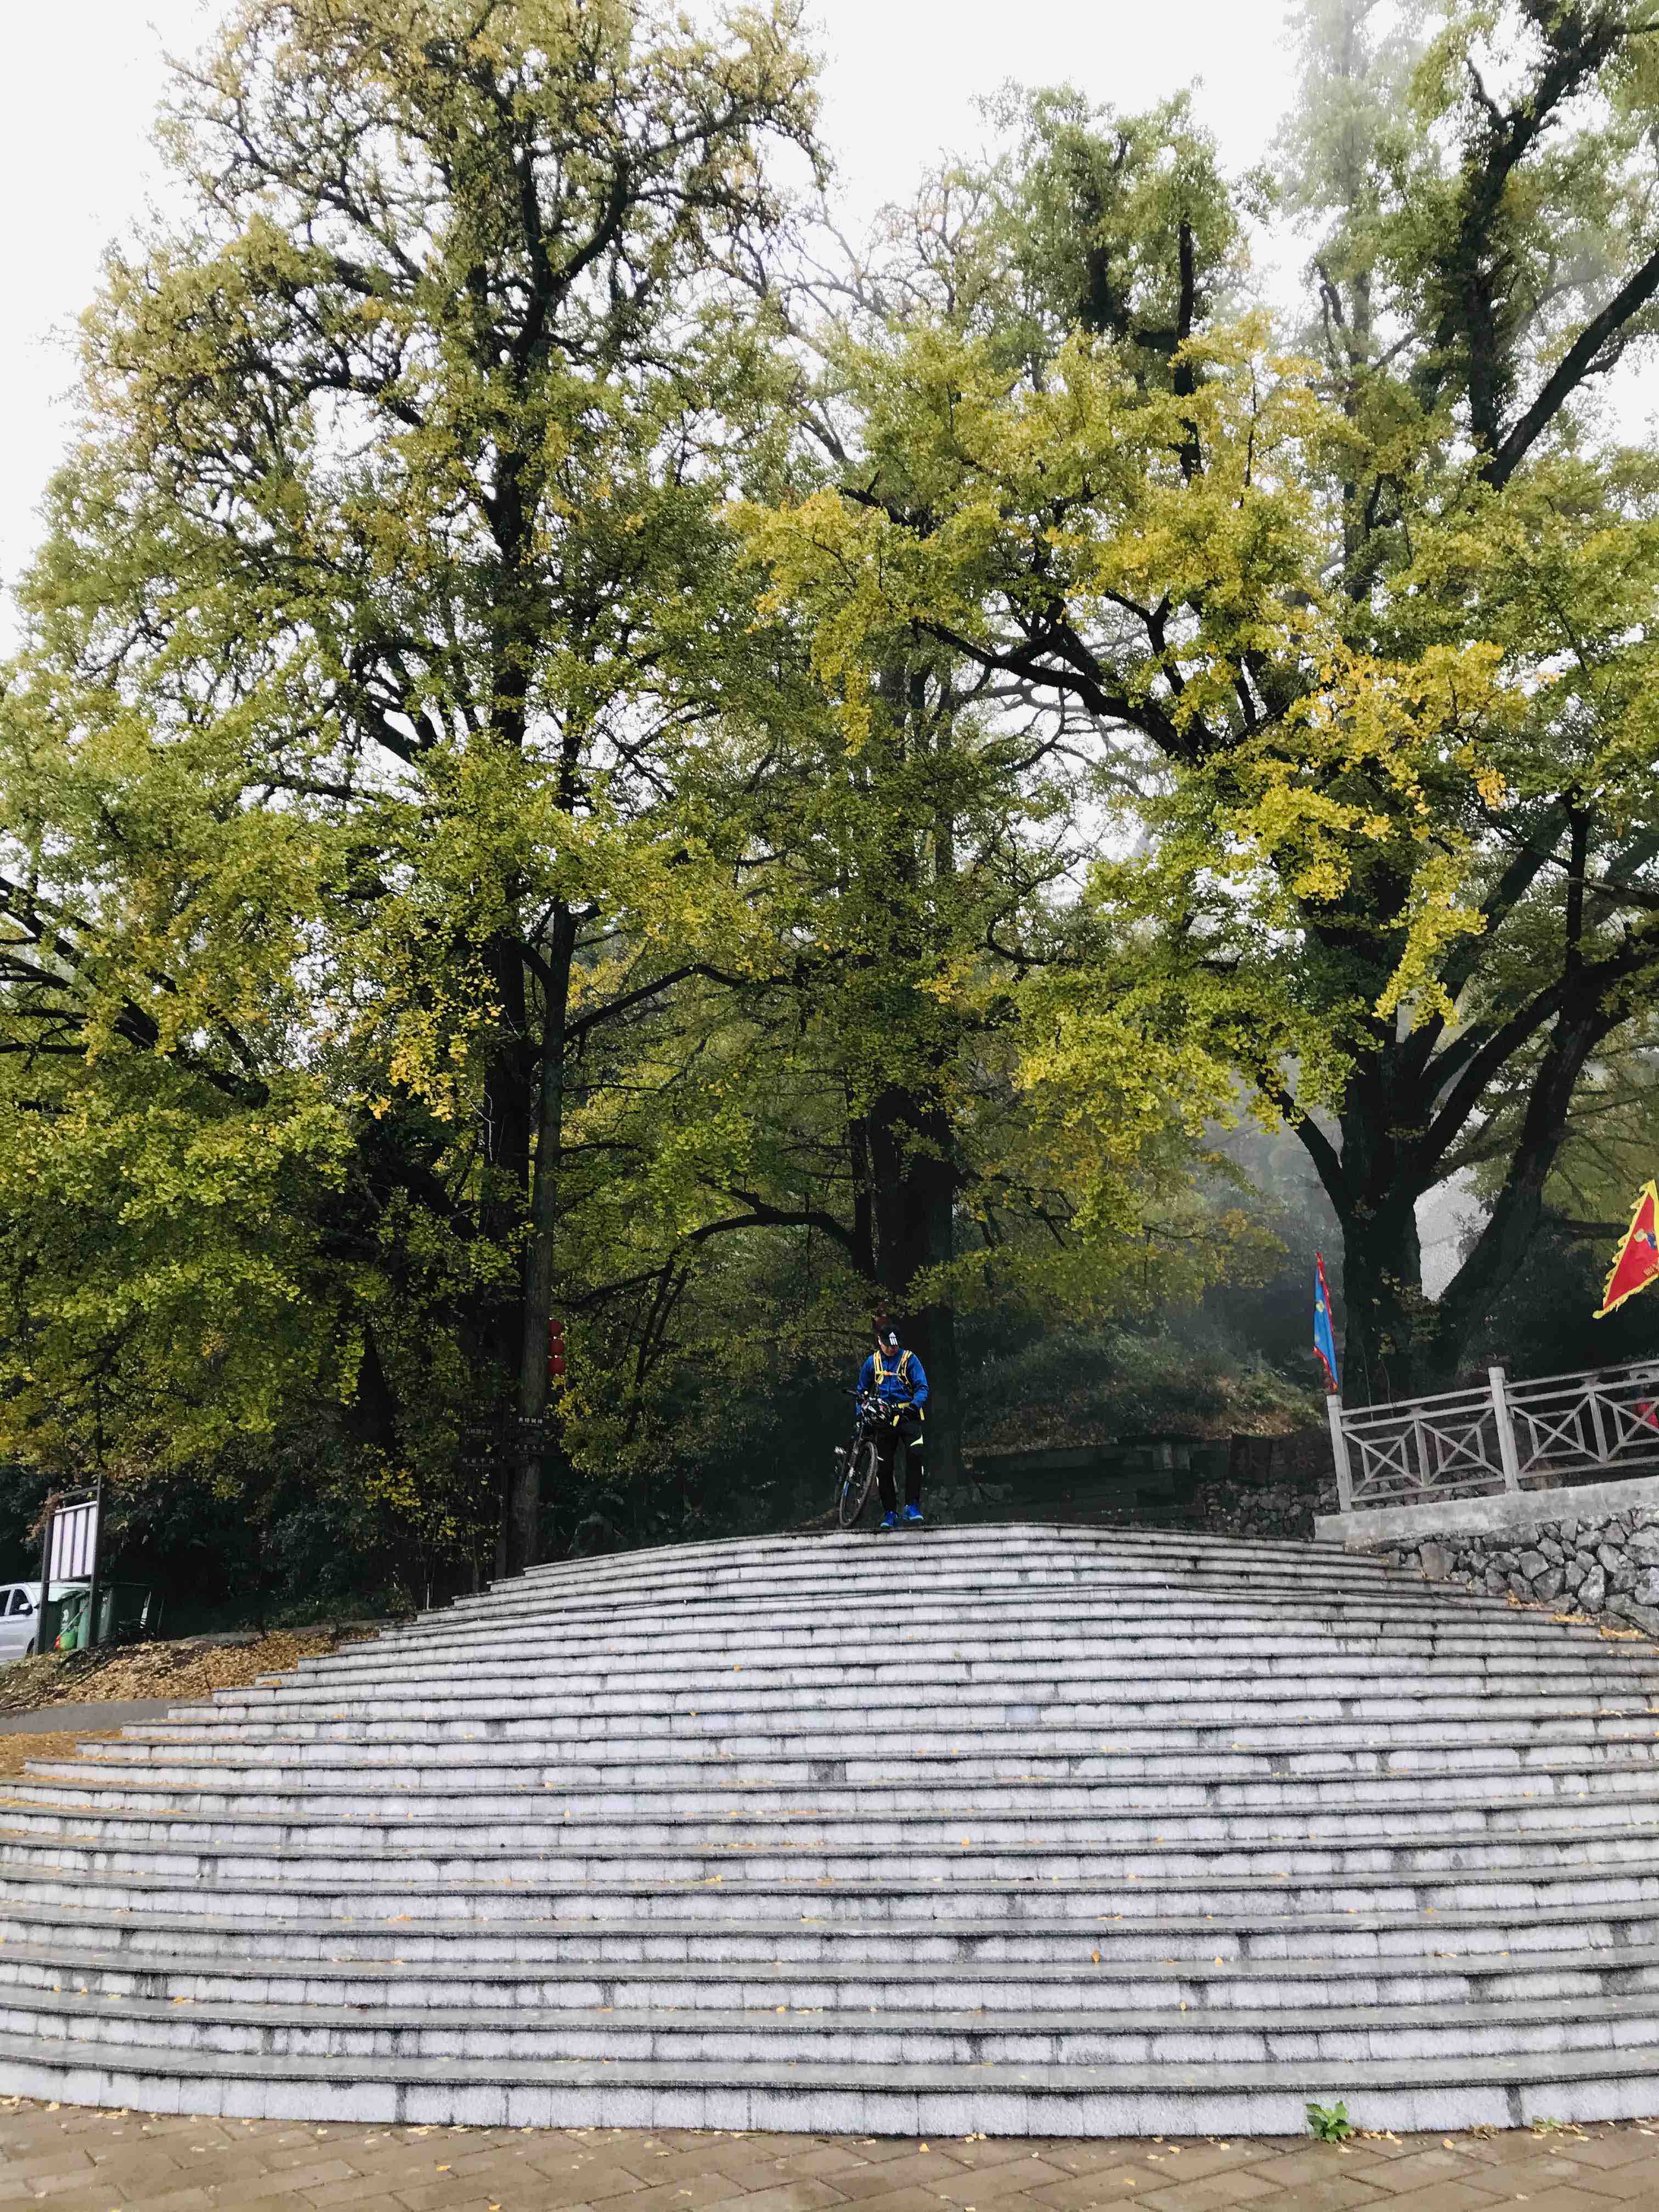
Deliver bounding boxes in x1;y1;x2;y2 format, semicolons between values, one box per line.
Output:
832;1390;906;1530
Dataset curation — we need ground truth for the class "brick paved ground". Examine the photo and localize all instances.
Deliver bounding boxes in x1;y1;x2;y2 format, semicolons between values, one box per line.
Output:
4;2101;1659;2212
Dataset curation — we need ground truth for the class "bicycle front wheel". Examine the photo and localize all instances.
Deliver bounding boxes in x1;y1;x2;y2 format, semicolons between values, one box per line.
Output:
837;1438;879;1528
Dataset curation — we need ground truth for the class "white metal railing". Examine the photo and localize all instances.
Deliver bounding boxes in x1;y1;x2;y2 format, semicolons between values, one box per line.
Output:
1328;1361;1659;1515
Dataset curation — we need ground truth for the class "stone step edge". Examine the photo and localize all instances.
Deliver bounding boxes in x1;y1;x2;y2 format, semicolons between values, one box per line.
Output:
338;1620;1644;1662
5;1797;1644;1839
0;2024;1655;2138
53;1740;1659;1776
215;1701;1659;1733
287;1635;1659;1664
516;1523;1364;1561
0;1859;1645;1904
0;1895;1638;1945
391;1579;1457;1621
76;1732;1659;1767
503;1528;1372;1580
471;1541;1384;1580
429;1586;1516;1629
199;1678;1659;1714
15;1984;1659;2042
4;1935;1646;1992
126;1691;1659;1721
287;1642;1649;1682
448;1576;1413;1620
21;1765;1658;1806
236;1663;1659;1690
114;1720;1659;1750
1;1815;1651;1864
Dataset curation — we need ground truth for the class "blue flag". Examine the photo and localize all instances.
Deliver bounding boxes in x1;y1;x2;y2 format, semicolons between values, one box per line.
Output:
1313;1252;1340;1393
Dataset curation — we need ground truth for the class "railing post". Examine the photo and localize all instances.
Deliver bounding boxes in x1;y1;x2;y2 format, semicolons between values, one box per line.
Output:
1411;1408;1431;1495
1587;1378;1611;1467
1489;1365;1522;1494
1327;1392;1353;1514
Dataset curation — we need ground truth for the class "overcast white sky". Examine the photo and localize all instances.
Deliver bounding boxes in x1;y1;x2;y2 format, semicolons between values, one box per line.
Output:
0;0;1300;599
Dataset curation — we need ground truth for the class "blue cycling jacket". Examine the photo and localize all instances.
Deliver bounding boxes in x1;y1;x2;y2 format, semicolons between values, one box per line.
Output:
857;1346;929;1408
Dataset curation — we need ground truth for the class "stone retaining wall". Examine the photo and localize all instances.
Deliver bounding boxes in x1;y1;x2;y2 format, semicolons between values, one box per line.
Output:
1380;1507;1659;1637
1193;1477;1336;1545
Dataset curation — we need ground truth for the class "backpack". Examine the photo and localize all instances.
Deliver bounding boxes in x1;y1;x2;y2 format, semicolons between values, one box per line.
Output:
873;1347;918;1396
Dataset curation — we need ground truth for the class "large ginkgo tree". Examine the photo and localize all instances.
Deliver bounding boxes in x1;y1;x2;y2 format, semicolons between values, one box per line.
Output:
0;0;817;1565
744;0;1659;1398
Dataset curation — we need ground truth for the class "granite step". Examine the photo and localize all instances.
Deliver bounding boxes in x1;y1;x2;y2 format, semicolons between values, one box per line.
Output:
0;2025;1654;2134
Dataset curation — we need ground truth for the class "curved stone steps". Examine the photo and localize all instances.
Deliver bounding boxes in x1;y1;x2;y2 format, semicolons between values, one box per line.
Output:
3;1525;1659;2131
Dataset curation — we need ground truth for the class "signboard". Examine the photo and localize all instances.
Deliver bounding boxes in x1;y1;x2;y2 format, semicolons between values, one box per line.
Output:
49;1498;98;1583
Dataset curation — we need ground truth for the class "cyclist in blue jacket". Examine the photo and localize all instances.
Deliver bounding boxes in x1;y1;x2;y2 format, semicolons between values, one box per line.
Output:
856;1318;928;1531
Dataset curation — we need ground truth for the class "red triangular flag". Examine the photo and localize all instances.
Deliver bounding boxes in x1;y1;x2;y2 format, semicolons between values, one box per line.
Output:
1595;1181;1659;1318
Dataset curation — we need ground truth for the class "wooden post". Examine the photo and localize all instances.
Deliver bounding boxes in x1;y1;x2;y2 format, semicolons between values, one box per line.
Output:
1326;1393;1353;1514
83;1474;104;1651
1489;1366;1522;1494
37;1505;54;1655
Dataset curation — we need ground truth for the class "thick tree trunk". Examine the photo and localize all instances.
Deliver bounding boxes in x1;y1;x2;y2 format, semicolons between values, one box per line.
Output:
1317;1000;1610;1402
1323;1033;1432;1404
849;660;966;1482
1424;1008;1609;1381
506;906;577;1576
479;933;533;1577
1339;1195;1427;1405
347;1322;402;1462
867;1085;963;1483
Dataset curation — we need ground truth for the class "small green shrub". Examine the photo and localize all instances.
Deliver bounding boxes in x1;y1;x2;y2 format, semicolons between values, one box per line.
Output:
1306;2100;1354;2142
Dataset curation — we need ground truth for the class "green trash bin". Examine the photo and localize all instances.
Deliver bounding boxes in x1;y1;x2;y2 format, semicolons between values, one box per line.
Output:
96;1584;154;1644
54;1588;90;1652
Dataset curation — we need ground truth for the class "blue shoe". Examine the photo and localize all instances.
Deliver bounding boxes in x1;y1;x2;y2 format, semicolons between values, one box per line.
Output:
902;1504;923;1526
878;1511;898;1532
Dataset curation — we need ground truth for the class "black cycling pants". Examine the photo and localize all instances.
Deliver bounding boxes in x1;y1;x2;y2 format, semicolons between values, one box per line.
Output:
873;1410;925;1512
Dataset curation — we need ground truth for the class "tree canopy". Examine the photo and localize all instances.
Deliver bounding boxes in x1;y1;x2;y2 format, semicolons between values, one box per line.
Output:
4;0;1658;1598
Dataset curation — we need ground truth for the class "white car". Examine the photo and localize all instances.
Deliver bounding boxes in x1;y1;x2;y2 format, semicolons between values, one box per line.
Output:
0;1584;45;1661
